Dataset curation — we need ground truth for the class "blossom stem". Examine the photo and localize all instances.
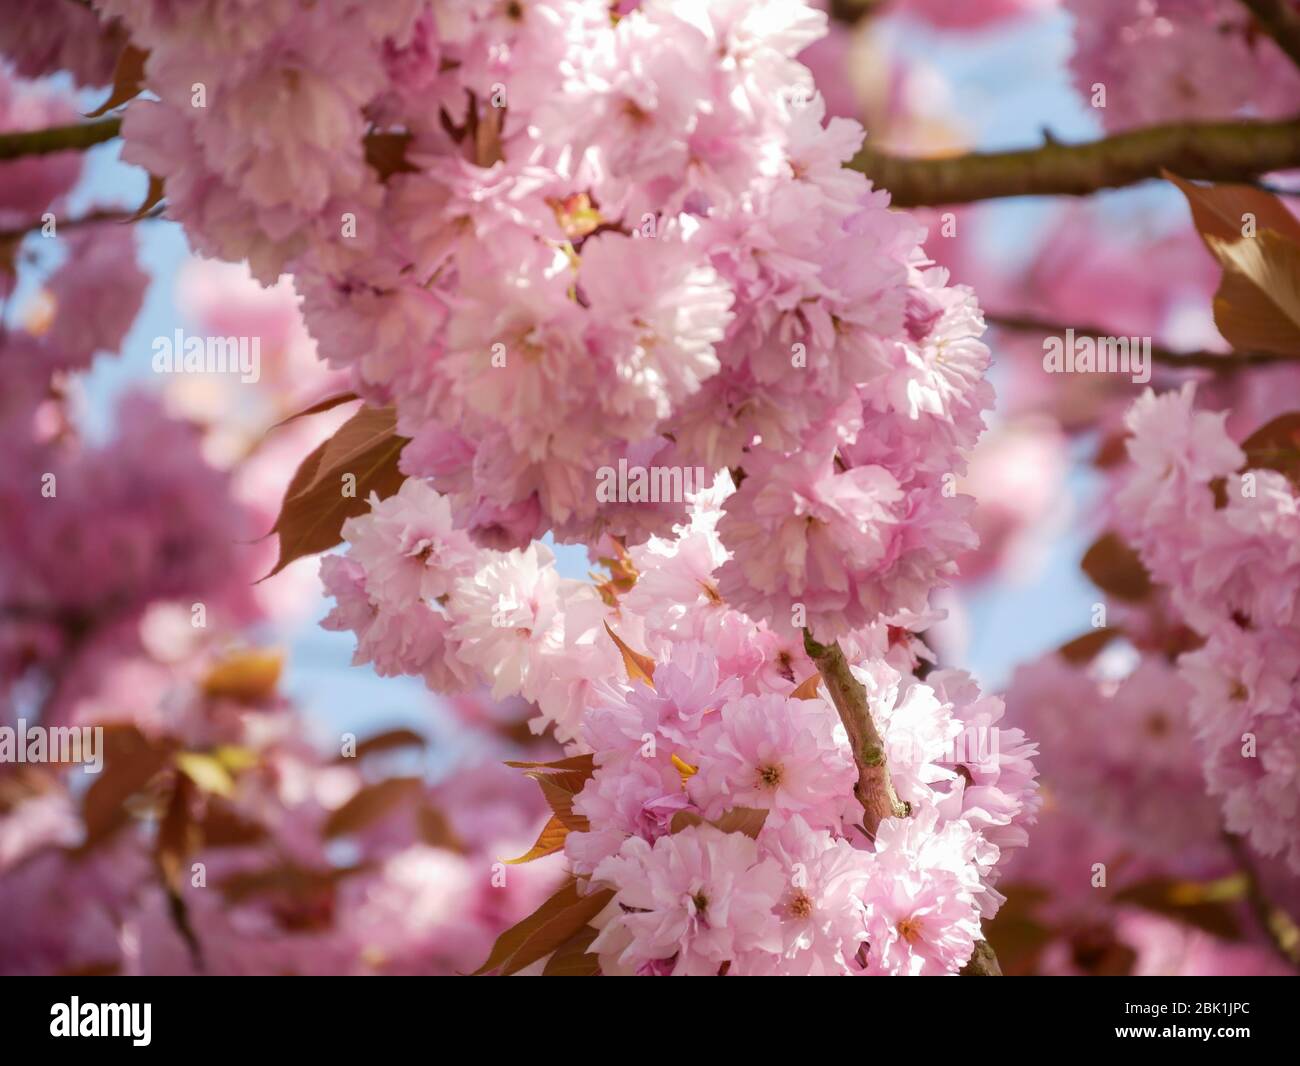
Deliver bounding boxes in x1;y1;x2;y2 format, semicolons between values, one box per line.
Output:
985;312;1296;371
850;117;1300;206
802;630;910;835
0;117;123;161
1240;0;1300;71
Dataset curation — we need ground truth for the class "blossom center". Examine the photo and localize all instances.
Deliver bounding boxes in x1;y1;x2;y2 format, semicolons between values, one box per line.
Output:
897;915;925;945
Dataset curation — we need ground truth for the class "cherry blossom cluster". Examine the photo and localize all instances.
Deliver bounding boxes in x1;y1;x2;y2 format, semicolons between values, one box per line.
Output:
1066;0;1300;132
1114;383;1300;874
0;168;561;974
95;0;993;642
78;0;1037;974
0;659;562;976
322;471;1039;973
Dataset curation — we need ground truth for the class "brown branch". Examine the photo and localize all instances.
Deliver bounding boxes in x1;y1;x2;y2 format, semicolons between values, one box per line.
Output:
0;117;122;162
829;0;891;22
851;118;1300;206
960;939;1003;976
985;312;1296;371
1223;833;1300;971
1241;0;1300;71
802;630;909;836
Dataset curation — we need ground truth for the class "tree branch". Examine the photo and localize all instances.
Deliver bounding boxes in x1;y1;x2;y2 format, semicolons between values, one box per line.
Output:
802;630;910;836
829;0;891;22
851;117;1300;206
0;117;122;162
0;205;162;247
985;312;1296;371
1241;0;1300;71
960;939;1003;976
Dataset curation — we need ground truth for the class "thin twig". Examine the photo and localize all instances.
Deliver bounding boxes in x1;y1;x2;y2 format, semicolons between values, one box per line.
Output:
0;205;163;247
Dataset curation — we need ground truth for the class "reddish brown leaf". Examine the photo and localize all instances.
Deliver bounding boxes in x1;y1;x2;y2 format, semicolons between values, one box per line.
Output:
269;392;359;431
79;727;176;850
217;862;369;925
1093;432;1130;469
473;880;613;976
199;799;267;848
364;131;419;180
504;753;595;773
669;807;767;839
1081;532;1152;602
339;728;427;762
790;674;822;700
1165;172;1300;249
530;771;591;832
603;622;656;687
711;807;768;839
262;405;409;578
201;648;283;703
416;803;466;853
156;774;198;889
1209;230;1300;358
1240;411;1300;485
669;810;706;834
127;173;165;221
542;925;601;976
504;814;569;864
86;44;148;118
474;105;505;167
323;777;422;838
1058;627;1125;665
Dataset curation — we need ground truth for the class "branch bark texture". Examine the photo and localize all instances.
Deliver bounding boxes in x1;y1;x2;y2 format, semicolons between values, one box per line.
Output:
851;118;1300;206
802;630;909;835
0;118;122;161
